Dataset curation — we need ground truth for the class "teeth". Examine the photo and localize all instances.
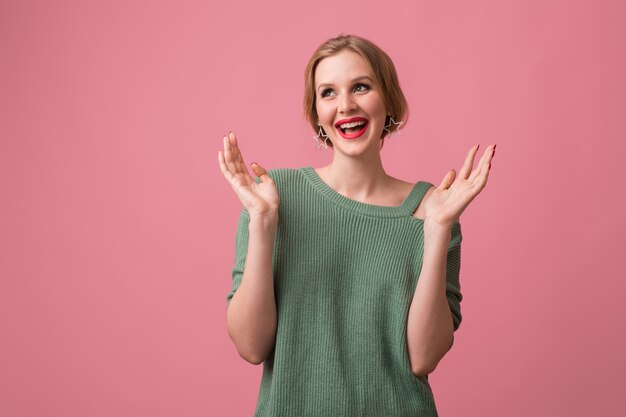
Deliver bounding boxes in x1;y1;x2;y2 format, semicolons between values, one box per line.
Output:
339;120;366;129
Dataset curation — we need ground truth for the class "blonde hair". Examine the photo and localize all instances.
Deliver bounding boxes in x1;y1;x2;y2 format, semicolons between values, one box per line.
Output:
303;34;408;147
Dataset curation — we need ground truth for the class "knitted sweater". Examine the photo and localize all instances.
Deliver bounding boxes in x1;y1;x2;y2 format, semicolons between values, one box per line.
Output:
227;167;463;417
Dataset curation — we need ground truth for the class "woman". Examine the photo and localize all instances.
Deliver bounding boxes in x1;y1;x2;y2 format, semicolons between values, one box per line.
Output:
218;34;495;416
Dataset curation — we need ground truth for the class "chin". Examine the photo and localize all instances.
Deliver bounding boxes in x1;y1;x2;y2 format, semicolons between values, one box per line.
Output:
333;138;380;157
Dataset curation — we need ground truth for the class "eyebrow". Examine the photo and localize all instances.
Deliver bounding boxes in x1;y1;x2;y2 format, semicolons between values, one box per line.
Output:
317;76;374;92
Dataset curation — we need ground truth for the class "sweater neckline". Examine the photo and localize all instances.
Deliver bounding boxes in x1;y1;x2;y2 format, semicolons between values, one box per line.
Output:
299;166;430;218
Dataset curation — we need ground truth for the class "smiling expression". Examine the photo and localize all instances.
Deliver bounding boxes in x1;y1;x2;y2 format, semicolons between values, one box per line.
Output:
314;50;387;156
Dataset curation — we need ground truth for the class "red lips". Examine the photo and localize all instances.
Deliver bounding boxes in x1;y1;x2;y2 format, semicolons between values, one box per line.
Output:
334;117;368;140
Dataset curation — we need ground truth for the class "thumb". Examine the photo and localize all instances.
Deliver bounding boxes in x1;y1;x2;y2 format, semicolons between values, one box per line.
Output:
250;162;271;182
439;169;456;189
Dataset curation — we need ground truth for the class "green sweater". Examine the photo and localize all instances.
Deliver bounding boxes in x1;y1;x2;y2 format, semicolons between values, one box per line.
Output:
228;167;463;417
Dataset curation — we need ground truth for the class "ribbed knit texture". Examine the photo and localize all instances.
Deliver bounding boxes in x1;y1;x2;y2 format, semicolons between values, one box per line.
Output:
228;167;463;417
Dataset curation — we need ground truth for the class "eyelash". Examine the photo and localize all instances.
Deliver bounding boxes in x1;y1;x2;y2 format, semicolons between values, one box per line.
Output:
320;83;370;98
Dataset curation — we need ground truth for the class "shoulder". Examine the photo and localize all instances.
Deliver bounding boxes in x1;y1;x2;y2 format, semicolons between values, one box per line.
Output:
265;167;302;181
412;183;436;220
382;177;415;206
385;176;435;213
265;167;308;192
386;177;435;211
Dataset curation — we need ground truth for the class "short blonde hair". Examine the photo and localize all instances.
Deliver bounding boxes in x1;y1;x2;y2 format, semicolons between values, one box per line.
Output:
303;34;408;146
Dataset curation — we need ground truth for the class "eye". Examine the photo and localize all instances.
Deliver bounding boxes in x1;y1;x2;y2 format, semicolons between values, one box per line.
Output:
353;83;370;93
320;88;335;98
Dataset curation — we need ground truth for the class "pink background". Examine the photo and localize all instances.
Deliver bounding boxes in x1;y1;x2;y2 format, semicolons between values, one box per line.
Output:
1;0;625;416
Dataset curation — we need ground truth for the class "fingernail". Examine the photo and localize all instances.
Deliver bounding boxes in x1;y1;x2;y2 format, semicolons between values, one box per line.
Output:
251;162;257;166
477;144;480;150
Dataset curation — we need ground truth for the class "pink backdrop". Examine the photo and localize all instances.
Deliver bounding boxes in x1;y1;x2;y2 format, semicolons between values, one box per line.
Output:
1;0;625;416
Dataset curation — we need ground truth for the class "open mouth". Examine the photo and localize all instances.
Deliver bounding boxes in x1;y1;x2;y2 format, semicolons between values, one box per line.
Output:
335;117;368;139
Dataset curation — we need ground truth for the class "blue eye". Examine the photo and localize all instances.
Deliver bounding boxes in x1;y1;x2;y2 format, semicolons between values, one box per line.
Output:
354;83;369;92
321;88;334;97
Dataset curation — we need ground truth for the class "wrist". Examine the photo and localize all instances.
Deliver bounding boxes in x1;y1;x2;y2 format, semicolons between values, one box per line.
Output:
423;217;455;231
248;210;278;230
423;218;454;242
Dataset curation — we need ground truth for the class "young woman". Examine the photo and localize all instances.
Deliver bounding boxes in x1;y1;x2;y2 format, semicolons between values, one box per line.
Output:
218;34;495;417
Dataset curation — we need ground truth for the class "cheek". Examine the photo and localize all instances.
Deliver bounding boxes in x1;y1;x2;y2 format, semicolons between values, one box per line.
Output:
362;95;386;117
374;99;387;115
316;103;333;123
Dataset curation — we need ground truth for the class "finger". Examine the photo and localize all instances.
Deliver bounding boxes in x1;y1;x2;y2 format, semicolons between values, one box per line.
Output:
224;132;254;187
473;155;491;192
458;144;479;179
250;162;273;184
223;135;238;174
218;150;234;181
229;132;256;186
470;145;495;190
229;131;247;175
438;169;456;190
487;144;496;175
468;144;495;183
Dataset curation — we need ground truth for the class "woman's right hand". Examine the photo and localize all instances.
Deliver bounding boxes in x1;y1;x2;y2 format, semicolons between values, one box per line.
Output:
218;131;279;218
220;131;279;364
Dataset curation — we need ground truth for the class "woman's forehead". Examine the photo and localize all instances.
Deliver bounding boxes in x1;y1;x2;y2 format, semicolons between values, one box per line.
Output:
314;50;374;86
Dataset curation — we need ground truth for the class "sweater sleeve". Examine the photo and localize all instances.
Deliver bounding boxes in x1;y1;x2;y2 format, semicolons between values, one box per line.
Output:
446;222;463;333
225;169;281;304
226;208;250;303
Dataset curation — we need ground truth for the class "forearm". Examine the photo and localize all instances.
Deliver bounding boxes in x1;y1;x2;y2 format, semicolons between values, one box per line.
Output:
227;213;278;364
406;220;454;376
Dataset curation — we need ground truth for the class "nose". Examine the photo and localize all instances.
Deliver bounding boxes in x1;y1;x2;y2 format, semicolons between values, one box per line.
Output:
338;92;357;114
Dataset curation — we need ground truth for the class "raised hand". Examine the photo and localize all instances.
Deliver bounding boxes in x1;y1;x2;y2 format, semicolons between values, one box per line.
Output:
423;144;496;226
218;131;279;217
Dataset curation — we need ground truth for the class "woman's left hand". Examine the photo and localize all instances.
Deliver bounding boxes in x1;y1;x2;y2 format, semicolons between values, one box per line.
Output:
423;144;496;227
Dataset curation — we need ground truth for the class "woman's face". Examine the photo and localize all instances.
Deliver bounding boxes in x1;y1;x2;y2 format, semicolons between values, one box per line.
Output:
314;50;387;157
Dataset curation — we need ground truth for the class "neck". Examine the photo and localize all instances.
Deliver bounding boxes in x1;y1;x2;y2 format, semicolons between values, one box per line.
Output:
318;151;390;200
